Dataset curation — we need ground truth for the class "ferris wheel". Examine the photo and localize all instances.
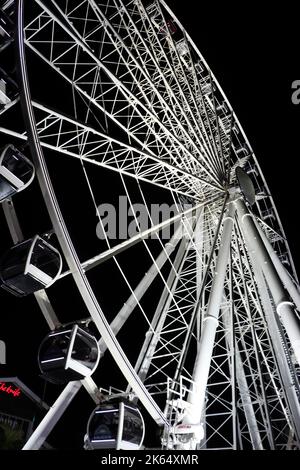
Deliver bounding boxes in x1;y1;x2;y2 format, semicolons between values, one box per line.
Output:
0;0;300;450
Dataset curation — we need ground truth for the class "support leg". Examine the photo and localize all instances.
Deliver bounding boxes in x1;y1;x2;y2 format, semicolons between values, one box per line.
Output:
254;218;300;312
179;200;236;447
235;197;300;366
23;382;82;450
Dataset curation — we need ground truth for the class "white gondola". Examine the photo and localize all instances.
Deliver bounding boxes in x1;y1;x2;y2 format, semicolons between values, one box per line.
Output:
0;145;35;201
87;401;145;450
38;324;100;384
0;235;62;296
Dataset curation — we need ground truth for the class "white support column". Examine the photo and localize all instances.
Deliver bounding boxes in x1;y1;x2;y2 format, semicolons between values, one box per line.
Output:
23;381;82;450
235;350;264;450
181;200;236;440
2;199;23;244
250;262;300;442
235;197;300;366
253;218;300;312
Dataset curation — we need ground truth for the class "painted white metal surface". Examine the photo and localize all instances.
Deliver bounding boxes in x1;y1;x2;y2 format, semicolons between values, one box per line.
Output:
0;0;298;451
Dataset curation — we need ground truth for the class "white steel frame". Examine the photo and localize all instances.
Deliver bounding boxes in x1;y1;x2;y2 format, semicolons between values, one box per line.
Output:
0;0;298;450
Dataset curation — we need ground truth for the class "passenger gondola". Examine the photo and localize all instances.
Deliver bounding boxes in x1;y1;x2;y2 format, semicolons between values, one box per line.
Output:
0;235;62;296
0;145;35;201
87;401;145;450
38;324;100;384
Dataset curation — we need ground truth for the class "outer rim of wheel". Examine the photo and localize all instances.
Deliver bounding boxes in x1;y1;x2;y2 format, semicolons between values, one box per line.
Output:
15;0;169;428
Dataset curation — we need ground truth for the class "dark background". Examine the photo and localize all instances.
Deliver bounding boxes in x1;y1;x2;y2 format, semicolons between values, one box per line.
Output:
0;0;299;450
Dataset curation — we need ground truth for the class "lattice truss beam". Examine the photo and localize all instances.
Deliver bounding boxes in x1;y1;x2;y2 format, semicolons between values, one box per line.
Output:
0;0;298;452
227;226;299;450
136;203;223;394
23;0;236;194
16;0;296;272
134;200;300;450
0;0;294;266
159;204;236;450
21;0;297;268
199;223;298;451
26;102;207;200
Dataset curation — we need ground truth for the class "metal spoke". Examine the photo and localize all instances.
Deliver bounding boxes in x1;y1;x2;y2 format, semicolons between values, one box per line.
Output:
0;0;298;452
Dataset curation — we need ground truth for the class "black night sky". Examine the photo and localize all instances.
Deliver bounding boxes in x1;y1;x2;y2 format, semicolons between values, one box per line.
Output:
0;0;299;454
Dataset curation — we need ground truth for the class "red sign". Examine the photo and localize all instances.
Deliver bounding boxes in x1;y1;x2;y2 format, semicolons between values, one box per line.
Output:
0;382;21;397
